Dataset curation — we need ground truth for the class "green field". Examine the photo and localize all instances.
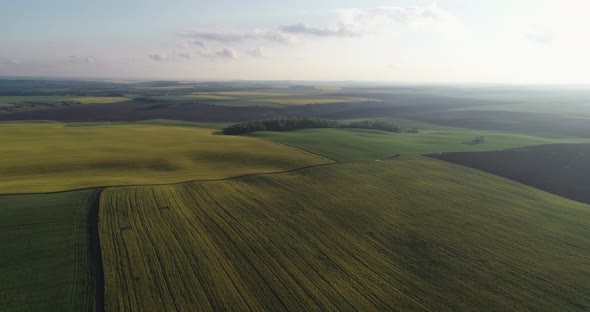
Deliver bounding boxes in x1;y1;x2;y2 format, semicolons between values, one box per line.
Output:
0;123;330;193
452;103;590;118
248;128;589;161
0;190;99;312
99;157;590;311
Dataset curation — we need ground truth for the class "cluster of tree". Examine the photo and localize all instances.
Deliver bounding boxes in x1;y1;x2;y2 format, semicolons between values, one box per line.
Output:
344;120;402;133
472;136;486;144
222;118;337;135
222;118;418;135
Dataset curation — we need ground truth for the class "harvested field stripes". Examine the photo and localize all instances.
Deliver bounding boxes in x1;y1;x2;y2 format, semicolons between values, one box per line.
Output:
100;157;590;311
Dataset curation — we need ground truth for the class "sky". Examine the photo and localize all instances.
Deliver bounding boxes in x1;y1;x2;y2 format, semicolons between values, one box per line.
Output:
1;0;590;84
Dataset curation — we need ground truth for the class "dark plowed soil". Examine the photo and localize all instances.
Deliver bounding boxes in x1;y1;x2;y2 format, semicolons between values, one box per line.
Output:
0;94;493;123
0;101;283;123
428;144;590;204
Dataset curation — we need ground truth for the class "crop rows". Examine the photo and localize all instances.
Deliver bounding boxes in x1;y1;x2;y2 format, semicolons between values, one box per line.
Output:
99;157;590;311
0;190;99;312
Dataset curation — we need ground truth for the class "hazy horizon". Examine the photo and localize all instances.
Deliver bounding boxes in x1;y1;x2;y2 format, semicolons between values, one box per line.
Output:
2;0;590;84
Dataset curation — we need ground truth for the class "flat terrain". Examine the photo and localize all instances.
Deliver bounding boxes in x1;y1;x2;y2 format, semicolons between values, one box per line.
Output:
0;123;330;193
429;143;590;204
100;157;590;311
0;101;283;122
149;92;379;107
0;96;129;105
0;96;130;115
248;128;588;162
0;190;99;312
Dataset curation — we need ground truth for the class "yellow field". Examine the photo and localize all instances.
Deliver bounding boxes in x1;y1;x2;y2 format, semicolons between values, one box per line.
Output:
0;123;330;193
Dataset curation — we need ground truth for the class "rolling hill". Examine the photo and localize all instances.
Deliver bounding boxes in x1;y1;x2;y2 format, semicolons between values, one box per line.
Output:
99;157;590;311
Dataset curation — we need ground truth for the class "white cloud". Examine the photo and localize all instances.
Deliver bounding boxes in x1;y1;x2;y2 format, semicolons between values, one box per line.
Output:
248;46;267;58
198;48;238;59
335;4;456;35
179;28;296;45
177;4;455;46
69;56;96;64
525;27;553;45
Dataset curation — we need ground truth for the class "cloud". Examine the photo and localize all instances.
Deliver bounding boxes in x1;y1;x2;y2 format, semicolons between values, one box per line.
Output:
179;28;295;44
177;4;455;47
216;48;237;59
386;64;399;71
180;31;245;43
525;28;553;45
248;46;267;58
69;56;96;64
193;40;206;48
148;52;194;62
176;52;191;60
334;5;455;35
148;53;168;61
198;48;238;59
280;23;354;37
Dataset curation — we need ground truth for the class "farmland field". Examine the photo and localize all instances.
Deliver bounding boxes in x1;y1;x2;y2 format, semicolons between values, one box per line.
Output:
147;91;380;108
429;143;590;204
99;157;590;311
0;190;99;312
0;123;330;193
0;96;129;105
248;128;589;162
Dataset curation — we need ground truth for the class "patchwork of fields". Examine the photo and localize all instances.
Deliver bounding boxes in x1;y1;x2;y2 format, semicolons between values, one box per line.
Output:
2;82;590;311
0;123;330;193
99;157;590;311
0;190;99;312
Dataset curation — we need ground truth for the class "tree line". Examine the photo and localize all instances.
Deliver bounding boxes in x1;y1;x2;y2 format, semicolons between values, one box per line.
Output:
222;118;418;135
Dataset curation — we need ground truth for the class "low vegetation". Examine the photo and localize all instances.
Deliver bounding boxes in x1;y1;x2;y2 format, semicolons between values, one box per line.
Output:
99;157;590;311
0;190;99;312
222;118;409;135
0;123;330;193
248;128;588;162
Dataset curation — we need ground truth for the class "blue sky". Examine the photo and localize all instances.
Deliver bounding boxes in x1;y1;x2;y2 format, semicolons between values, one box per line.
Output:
2;0;589;83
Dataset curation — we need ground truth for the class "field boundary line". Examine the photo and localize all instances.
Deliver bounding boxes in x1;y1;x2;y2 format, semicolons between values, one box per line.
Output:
264;140;339;163
0;155;405;196
88;189;105;312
